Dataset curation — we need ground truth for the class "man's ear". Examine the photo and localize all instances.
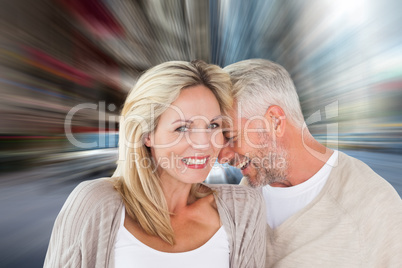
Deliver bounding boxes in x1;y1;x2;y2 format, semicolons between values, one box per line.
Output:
264;105;286;137
144;133;152;147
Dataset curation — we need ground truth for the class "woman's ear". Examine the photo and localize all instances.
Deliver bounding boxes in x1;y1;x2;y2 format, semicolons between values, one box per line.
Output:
144;133;152;147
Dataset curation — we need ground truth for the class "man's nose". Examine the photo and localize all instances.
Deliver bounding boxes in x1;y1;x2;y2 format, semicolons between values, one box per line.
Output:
218;145;235;164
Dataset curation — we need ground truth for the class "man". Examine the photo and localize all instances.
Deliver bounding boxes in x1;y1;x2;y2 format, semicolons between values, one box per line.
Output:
219;59;402;267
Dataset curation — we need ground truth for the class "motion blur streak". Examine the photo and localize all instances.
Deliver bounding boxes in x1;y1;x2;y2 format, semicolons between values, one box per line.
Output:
0;0;401;267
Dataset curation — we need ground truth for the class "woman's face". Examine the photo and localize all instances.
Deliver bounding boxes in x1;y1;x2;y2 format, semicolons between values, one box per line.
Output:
146;85;224;186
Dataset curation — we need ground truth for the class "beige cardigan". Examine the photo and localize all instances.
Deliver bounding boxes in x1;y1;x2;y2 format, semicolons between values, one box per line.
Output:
44;179;266;268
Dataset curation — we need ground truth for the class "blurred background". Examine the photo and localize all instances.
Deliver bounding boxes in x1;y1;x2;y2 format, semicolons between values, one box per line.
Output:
1;0;401;267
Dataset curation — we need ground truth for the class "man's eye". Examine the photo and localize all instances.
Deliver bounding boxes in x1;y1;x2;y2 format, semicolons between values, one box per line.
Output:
208;123;220;129
175;126;189;132
224;136;235;142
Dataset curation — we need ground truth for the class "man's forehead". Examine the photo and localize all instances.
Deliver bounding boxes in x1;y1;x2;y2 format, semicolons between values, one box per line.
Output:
224;113;248;134
225;112;269;134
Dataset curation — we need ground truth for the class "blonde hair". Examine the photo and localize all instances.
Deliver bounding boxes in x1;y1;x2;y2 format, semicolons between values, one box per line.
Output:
224;59;305;127
112;60;232;245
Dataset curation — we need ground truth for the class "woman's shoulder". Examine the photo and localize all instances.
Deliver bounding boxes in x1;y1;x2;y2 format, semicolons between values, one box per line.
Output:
61;178;123;220
206;183;267;258
206;183;262;197
205;183;264;207
46;178;124;266
70;177;120;201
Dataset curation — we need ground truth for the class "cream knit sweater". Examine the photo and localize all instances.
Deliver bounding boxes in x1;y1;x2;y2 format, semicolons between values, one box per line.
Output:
44;179;266;268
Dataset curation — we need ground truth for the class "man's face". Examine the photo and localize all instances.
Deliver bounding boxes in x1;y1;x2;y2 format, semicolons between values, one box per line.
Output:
219;106;288;187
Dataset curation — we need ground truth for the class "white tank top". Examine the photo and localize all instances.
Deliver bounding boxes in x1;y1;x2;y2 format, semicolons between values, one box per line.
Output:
114;206;230;268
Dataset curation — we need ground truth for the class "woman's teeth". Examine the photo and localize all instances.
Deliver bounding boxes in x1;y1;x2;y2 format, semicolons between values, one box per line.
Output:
182;158;208;165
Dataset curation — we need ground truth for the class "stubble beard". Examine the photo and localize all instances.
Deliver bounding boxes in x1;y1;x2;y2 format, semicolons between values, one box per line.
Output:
246;134;289;188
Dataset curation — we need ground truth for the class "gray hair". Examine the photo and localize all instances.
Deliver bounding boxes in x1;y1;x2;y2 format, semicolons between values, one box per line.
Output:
223;59;304;127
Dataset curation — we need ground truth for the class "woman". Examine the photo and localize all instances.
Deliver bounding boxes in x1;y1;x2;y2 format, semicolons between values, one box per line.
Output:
44;60;266;267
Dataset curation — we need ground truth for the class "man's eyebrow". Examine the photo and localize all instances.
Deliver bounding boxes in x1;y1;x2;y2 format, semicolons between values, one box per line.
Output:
223;130;236;137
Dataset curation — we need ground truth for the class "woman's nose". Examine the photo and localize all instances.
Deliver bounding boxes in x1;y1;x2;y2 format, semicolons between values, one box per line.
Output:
187;130;211;150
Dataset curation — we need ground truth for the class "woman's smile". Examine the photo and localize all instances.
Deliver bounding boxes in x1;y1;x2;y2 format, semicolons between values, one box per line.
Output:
181;155;210;169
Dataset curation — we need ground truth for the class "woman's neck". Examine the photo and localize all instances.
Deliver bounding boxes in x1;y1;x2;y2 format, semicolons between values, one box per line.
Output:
160;178;194;214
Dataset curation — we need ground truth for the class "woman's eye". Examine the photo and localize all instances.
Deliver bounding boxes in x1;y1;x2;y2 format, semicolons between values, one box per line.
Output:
208;123;220;129
175;126;189;132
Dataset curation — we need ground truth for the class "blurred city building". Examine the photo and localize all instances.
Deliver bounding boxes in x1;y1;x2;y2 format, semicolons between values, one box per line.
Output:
1;0;402;267
1;0;401;179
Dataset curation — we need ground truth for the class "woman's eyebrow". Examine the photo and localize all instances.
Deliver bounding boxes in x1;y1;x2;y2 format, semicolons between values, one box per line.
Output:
171;119;193;125
172;116;222;125
210;115;223;122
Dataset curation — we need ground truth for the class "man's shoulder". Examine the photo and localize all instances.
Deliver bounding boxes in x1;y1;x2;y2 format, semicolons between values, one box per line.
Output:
335;152;398;193
328;151;401;212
